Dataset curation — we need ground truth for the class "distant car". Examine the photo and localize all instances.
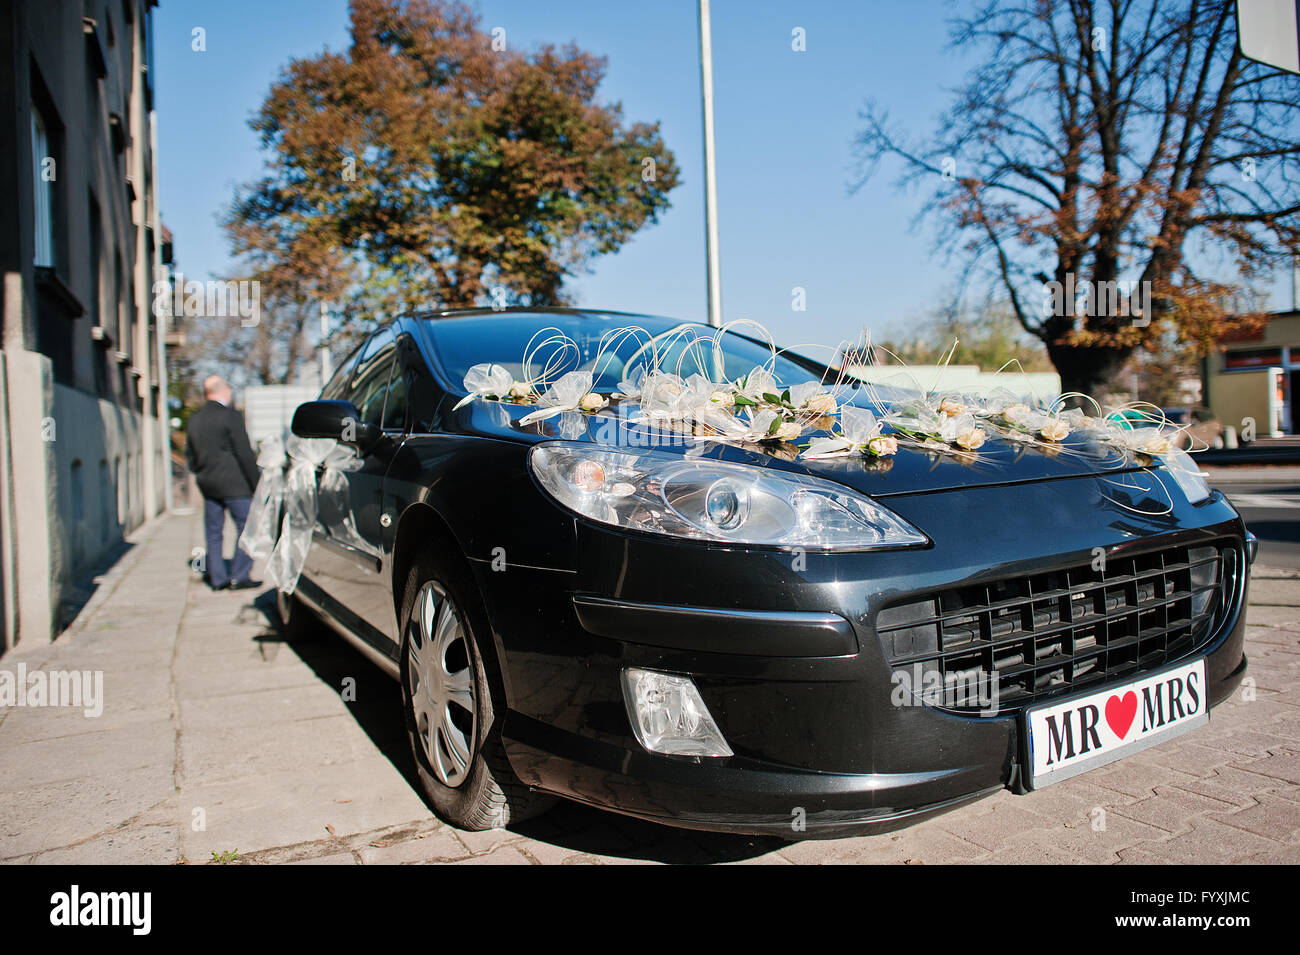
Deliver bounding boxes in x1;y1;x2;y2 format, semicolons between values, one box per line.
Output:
278;308;1252;837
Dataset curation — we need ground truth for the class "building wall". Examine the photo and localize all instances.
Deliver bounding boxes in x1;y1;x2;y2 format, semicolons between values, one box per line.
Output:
1205;310;1299;435
1208;369;1279;442
0;0;170;648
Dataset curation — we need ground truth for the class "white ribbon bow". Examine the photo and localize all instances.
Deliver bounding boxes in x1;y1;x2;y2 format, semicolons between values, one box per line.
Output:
238;435;362;594
518;371;595;426
453;363;515;410
803;406;883;458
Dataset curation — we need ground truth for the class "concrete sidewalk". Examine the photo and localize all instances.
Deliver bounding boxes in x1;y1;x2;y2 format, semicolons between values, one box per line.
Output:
0;509;1297;865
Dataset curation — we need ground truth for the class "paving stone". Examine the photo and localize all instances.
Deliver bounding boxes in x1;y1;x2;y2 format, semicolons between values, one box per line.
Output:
1114;816;1279;864
938;801;1061;851
1245;606;1300;629
356;828;470;864
1231;750;1300;785
1249;579;1300;607
28;825;181;865
777;826;990;865
177;757;430;861
0;765;177;859
1208;793;1300;842
447;845;533;865
1107;786;1237;834
285;851;357;865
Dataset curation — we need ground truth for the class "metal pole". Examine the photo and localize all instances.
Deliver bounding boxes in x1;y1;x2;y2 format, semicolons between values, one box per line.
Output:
699;0;723;327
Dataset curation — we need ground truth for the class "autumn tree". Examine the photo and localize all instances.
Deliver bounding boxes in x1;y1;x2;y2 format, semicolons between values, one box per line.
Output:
854;0;1300;397
227;0;680;324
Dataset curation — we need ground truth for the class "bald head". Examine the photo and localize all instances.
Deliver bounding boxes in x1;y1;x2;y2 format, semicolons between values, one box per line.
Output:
204;376;232;405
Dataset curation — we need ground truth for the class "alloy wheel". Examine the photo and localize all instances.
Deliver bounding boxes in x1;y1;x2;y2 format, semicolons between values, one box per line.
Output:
406;581;477;788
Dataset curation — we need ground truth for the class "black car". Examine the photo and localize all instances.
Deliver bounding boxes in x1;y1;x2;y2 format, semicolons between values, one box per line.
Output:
279;307;1252;837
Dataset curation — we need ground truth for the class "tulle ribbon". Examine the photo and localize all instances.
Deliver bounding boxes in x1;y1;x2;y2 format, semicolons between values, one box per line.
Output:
803;406;885;458
518;371;595;425
453;363;514;410
238;434;362;594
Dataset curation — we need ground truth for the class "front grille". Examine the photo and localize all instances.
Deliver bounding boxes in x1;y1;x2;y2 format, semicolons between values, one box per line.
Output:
877;541;1239;715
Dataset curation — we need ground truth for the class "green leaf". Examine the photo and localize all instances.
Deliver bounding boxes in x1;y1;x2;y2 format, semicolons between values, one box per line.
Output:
762;392;783;404
733;394;757;407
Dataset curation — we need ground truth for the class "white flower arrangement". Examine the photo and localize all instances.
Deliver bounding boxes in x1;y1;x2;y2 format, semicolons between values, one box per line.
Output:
451;321;1192;467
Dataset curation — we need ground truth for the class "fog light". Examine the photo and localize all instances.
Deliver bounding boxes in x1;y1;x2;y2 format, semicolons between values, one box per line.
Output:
621;667;733;757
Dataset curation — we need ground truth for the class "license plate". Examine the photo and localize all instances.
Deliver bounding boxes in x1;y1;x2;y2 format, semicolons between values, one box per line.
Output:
1025;658;1208;788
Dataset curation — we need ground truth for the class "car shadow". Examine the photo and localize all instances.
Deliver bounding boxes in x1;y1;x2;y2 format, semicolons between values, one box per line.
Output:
246;589;420;787
247;589;784;864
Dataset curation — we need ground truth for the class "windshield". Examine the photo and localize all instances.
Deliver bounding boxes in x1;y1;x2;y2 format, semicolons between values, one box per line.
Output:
422;312;832;393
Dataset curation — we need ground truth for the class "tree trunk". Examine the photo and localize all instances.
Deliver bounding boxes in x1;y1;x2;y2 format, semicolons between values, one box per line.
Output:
1046;340;1135;401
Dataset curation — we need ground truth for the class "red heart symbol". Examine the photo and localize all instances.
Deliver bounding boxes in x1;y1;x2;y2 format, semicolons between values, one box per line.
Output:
1105;691;1138;740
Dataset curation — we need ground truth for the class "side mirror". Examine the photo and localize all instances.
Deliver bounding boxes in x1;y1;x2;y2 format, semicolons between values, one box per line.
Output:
291;400;382;453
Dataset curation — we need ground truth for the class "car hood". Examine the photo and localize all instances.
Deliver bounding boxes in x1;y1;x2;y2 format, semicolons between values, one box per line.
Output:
456;398;1154;498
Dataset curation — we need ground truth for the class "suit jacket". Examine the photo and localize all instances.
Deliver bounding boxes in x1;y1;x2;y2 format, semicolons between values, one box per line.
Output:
185;400;261;501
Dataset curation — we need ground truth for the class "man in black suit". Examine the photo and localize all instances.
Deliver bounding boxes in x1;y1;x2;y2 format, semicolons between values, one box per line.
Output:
186;376;262;590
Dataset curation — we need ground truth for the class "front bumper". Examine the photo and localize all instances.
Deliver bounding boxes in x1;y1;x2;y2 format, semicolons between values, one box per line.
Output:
473;474;1251;837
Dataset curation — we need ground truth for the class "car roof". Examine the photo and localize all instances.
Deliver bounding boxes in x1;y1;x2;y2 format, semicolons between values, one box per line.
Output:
410;306;684;325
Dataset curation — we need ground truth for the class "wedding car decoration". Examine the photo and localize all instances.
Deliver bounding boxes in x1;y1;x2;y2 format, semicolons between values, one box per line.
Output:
238;433;364;593
450;321;1202;473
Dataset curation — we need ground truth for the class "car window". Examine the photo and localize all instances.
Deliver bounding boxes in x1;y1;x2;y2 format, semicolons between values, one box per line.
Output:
383;357;408;431
322;340;364;400
349;346;395;427
423;314;830;393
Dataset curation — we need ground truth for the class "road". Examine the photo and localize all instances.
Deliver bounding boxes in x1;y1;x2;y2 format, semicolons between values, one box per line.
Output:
1205;467;1300;569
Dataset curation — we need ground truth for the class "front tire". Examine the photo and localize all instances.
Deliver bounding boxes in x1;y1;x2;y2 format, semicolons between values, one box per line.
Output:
398;552;554;830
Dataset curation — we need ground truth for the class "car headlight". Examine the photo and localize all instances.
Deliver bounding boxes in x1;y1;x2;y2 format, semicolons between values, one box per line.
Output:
529;442;928;551
1162;447;1211;505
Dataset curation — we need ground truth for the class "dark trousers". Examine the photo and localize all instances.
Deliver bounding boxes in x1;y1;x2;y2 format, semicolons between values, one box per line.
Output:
204;496;253;587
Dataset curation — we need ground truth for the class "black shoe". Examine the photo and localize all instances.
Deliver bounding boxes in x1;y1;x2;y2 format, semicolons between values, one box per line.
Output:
210;581;230;591
229;579;263;591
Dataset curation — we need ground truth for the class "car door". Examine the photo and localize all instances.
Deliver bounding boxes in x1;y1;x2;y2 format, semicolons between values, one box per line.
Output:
297;338;363;594
298;329;397;656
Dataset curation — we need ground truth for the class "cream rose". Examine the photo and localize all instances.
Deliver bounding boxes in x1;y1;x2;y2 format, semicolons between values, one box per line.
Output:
709;389;735;407
804;393;837;416
508;381;533;400
1039;419;1071;442
866;435;898;457
939;398;966;417
774;421;802;442
955;427;986;451
1140;435;1172;455
579;392;607;412
1001;403;1031;425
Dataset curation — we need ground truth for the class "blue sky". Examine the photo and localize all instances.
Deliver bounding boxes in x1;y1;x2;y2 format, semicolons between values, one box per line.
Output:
154;0;1296;354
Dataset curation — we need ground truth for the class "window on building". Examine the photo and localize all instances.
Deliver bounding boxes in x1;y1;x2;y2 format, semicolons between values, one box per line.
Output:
1224;347;1283;370
90;192;109;395
32;105;54;268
